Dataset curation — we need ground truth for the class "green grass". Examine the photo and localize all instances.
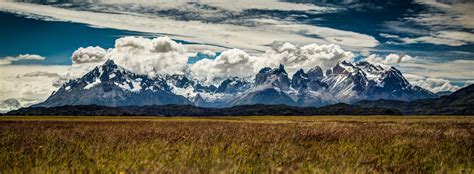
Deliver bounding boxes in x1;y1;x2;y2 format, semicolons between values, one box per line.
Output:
0;116;473;173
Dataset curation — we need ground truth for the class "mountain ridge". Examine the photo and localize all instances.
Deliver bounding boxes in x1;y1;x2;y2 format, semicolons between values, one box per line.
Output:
8;84;473;116
34;59;437;108
355;84;474;115
6;103;401;116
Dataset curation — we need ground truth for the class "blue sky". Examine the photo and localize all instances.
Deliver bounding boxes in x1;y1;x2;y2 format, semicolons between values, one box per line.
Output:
0;0;473;103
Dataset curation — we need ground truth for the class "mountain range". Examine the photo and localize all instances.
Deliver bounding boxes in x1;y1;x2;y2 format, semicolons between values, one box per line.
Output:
7;84;473;116
34;59;437;108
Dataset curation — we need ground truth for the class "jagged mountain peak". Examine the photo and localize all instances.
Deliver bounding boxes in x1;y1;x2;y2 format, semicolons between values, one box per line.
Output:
255;64;290;90
258;64;287;75
307;66;324;80
275;64;287;74
291;69;309;90
322;60;435;102
35;60;437;108
35;60;188;107
103;59;118;68
215;77;251;94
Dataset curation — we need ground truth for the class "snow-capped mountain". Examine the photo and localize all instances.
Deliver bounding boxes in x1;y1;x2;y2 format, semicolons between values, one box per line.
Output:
228;65;295;106
35;59;436;108
35;60;189;107
323;61;435;102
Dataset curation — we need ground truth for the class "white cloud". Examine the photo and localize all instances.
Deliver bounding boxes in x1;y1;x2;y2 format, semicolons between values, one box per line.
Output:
399;31;474;46
71;46;107;64
20;71;60;78
57;36;189;79
397;59;474;82
379;33;401;39
0;54;45;65
415;0;474;29
0;65;70;104
190;49;256;84
85;0;333;12
0;35;470;107
259;43;355;74
386;1;474;46
411;78;461;92
65;37;356;84
364;54;416;65
190;42;355;84
0;1;378;53
107;36;188;77
362;54;472;92
381;31;474;46
273;24;380;48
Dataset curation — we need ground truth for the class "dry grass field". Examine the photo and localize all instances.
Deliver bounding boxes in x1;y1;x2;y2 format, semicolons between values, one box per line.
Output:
0;116;473;173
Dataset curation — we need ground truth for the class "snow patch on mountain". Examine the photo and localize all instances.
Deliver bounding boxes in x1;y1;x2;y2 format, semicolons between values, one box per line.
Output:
84;79;101;90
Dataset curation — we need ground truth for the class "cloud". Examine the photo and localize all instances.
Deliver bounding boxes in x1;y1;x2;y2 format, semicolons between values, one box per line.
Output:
190;42;355;84
411;78;461;92
71;46;107;64
190;49;256;83
65;37;356;84
381;31;474;46
274;24;380;48
364;54;416;65
107;36;188;77
362;53;472;92
19;71;60;78
397;59;474;82
0;65;70;104
60;36;189;79
398;31;474;46
379;33;401;39
15;71;69;88
0;1;378;52
259;43;355;74
0;54;45;65
383;1;474;46
415;0;474;29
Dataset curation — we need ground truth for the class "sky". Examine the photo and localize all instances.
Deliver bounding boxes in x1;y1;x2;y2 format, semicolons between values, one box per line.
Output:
0;0;473;105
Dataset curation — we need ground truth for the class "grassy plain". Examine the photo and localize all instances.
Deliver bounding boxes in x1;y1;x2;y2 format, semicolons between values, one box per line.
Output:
0;116;473;173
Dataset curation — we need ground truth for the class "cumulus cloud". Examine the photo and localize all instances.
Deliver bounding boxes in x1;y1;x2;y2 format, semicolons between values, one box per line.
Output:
65;37;357;84
190;42;355;84
62;36;189;79
364;54;416;65
411;78;461;92
107;36;188;77
0;54;45;65
71;46;107;64
190;49;256;83
259;43;355;74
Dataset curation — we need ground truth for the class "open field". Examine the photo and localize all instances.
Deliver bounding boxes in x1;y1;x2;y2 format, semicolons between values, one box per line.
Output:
0;116;473;173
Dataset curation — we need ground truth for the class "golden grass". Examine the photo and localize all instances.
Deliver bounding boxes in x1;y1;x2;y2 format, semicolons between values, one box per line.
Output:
0;116;473;173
